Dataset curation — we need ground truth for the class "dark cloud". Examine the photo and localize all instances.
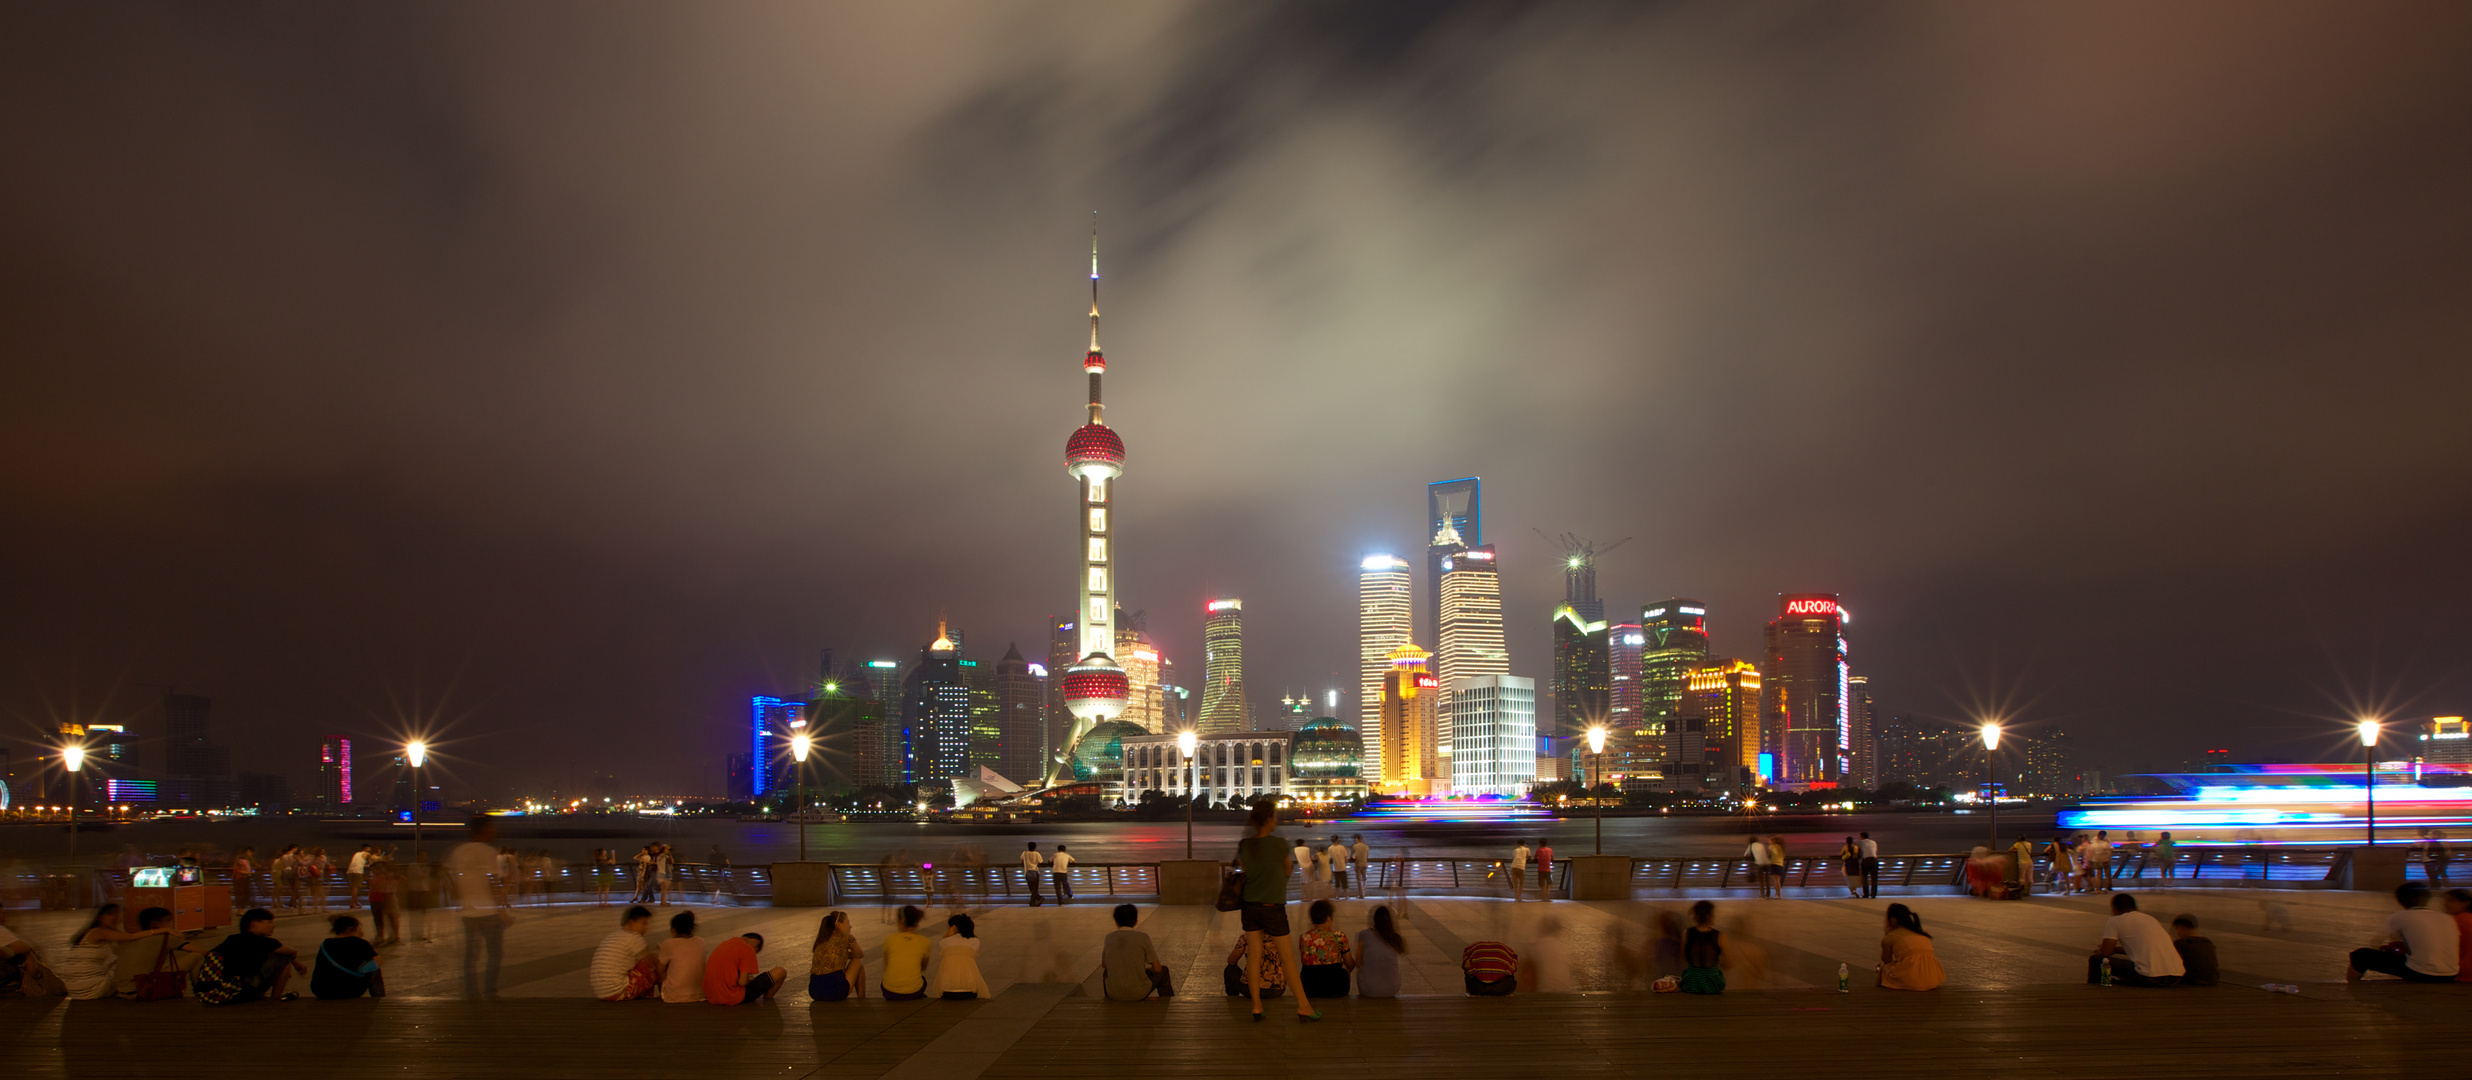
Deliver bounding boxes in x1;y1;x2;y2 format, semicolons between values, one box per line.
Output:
4;1;2470;795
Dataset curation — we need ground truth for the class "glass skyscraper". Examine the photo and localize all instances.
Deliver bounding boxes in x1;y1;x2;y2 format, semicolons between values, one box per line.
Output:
1357;554;1412;773
1198;599;1248;733
1761;593;1848;788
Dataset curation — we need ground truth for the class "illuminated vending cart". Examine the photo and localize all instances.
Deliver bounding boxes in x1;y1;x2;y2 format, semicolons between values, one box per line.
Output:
124;866;231;934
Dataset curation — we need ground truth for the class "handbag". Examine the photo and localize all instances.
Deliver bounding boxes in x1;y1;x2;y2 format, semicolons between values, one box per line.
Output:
131;941;185;1002
1215;869;1245;912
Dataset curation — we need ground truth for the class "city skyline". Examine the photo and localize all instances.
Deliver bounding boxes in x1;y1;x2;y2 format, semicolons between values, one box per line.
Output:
7;6;2472;798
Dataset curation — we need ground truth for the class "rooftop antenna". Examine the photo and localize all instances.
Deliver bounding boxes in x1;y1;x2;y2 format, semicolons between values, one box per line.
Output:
1535;531;1632;607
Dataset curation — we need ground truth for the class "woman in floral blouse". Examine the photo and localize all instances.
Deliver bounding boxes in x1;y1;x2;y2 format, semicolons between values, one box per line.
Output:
1296;900;1356;999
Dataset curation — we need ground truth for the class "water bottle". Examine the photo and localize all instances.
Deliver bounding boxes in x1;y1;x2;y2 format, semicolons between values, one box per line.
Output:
1837;962;1850;992
2098;960;2113;986
2262;983;2300;994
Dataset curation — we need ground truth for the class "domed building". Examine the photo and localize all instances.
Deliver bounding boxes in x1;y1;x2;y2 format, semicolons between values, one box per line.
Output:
1288;718;1367;804
1064;719;1151;787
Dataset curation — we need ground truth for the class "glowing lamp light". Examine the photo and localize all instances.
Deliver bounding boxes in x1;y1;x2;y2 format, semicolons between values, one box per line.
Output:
62;745;86;772
791;732;812;763
406;741;428;768
1178;729;1198;760
1980;723;2002;751
2358;720;2380;747
1586;727;1608;755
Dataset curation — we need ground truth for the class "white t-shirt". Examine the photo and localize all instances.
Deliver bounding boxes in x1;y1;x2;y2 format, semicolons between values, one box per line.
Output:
1020;850;1043;871
2101;911;2183;978
1050;851;1074;873
2386;909;2462;977
1327;843;1348;869
447;841;502;912
1746;842;1772;867
658;936;707;1002
1294;845;1312;869
1858;838;1878;859
590;929;649;999
1511;846;1530;870
348;851;371;875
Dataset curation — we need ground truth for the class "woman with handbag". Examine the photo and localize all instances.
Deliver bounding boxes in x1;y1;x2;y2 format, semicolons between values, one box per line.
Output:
1233;797;1319;1023
114;907;205;1000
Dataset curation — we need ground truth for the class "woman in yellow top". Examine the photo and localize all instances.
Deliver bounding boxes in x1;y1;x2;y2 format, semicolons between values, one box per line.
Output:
879;905;932;1000
1876;904;1944;991
928;913;991;1000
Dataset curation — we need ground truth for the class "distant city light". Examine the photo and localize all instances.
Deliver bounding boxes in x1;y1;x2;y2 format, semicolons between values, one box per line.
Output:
869;660;898;669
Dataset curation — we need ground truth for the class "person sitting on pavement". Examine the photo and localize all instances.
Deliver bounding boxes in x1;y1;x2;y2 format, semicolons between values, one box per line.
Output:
0;906;59;995
1462;939;1518;996
199;908;306;1003
310;915;383;999
1298;900;1357;999
657;910;707;1003
115;906;208;999
2445;888;2472;983
590;906;659;1001
1102;903;1170;1001
2169;915;2218;987
808;910;866;1002
1222;938;1285;997
880;905;933;1000
1877;903;1943;990
2346;882;2460;984
1680;900;1726;994
703;932;785;1005
2087;893;2183;987
928;914;991;1000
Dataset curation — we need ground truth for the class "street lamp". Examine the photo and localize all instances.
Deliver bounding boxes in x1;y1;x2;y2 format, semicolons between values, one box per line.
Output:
61;744;86;860
2358;720;2380;846
406;741;428;864
1586;726;1608;855
1178;729;1198;859
791;731;813;862
1979;722;2002;847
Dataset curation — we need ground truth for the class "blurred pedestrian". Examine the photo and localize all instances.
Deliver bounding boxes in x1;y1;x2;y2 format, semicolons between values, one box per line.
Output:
1839;837;1863;898
449;817;512;999
1680;900;1725;994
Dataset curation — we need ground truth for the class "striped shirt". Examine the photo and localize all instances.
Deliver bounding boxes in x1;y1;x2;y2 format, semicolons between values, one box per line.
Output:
590;929;648;1000
1462;941;1517;981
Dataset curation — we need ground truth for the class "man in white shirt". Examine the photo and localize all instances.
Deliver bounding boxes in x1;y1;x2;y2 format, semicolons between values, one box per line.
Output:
1857;833;1880;899
1020;843;1045;907
1509;842;1531;902
1745;836;1774;899
2088;893;2183;986
2347;883;2461;983
448;818;512;999
1049;845;1075;903
591;905;658;1001
1350;836;1371;898
1293;840;1318;900
346;846;373;910
1326;838;1350;893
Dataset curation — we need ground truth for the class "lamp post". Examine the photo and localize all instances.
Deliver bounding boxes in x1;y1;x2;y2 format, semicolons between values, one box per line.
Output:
1586;726;1608;855
1979;723;2002;847
791;731;813;862
2358;720;2380;846
61;744;86;860
1178;729;1198;859
406;741;428;864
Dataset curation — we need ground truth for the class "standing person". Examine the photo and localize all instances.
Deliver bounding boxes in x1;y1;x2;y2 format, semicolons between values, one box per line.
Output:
591;906;659;1001
1020;843;1044;907
1235;797;1320;1021
1839;838;1864;899
1297;900;1356;999
703;932;785;1005
1536;839;1556;901
196;908;305;1004
1101;904;1171;1001
2346;883;2460;983
2045;837;2079;896
1680;900;1725;994
1767;836;1789;897
1858;832;1881;899
929;914;991;1000
310;915;383;1000
448;817;513;1000
2092;831;2116;889
809;911;866;1002
1354;905;1405;998
657;844;678;906
631;846;656;905
2168;915;2218;987
2153;832;2178;887
2422;830;2452;891
274;846;300;913
2088;893;2184;987
346;846;373;910
230;848;258;913
592;849;617;906
1520;915;1574;993
880;905;932;1000
1294;837;1319;902
1326;838;1351;895
308;848;332;913
367;858;400;945
656;911;707;1003
1744;835;1773;899
1351;835;1371;899
1049;845;1075;904
2007;835;2036;900
1508;840;1530;902
1876;904;1943;990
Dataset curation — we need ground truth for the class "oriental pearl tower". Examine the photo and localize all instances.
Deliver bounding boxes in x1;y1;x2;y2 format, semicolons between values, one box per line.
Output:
1052;216;1131;785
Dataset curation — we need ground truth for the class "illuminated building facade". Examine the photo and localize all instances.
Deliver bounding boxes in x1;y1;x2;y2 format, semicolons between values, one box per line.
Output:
1608;622;1643;729
2421;716;2472;765
748;695;806;799
1114;623;1167;734
1357;554;1413;771
1449;675;1536;796
964;657;1000;773
994;644;1047;785
1287;719;1367;803
317;737;354;806
1424;477;1482;655
1550;605;1609;776
1377;645;1441;795
1121;730;1290;807
1847;675;1876;788
900;625;972;783
1044;618;1077;775
1761;593;1848;788
1676;660;1760;790
1199;599;1248;734
1435;542;1506;772
1056;223;1132;782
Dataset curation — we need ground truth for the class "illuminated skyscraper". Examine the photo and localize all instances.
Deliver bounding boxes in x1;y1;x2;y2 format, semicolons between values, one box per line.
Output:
902;623;973;783
1199;599;1248;734
1761;593;1848;788
1424;477;1482;654
1357;554;1412;771
1377;645;1440;794
1680;660;1761;790
1608;622;1643;728
1056;221;1132;781
994;644;1046;785
1847;675;1876;789
1435;542;1505;776
1551;606;1609;762
964;655;1000;773
1449;675;1536;796
316;737;354;807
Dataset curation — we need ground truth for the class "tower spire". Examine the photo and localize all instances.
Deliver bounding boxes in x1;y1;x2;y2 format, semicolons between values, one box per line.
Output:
1088;212;1101;356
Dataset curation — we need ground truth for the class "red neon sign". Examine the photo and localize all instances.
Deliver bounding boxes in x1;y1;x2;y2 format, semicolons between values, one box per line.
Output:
1781;596;1838;618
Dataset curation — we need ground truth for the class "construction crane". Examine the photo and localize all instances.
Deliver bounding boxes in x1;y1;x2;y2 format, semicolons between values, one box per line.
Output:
1534;531;1632;607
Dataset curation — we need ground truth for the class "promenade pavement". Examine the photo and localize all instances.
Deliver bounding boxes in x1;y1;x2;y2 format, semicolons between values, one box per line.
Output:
4;887;2466;1079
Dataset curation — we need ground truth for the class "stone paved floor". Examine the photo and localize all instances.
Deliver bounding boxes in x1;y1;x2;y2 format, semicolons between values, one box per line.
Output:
4;888;2465;1079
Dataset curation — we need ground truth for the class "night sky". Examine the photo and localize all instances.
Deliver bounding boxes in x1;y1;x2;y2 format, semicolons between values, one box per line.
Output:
6;3;2470;798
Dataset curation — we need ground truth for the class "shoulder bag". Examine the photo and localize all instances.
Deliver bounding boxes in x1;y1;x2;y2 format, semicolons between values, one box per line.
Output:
1216;849;1245;912
131;940;185;1002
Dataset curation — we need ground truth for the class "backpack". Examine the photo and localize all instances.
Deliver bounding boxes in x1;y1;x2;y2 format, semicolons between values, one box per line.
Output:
191;952;245;1005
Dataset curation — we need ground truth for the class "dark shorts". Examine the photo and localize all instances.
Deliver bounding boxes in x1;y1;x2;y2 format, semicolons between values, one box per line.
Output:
1301;964;1351;999
1465;974;1516;996
1239;902;1291;937
809;971;851;1001
883;987;927;1001
737;971;776;1003
940;990;978;1000
2350;948;2455;983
